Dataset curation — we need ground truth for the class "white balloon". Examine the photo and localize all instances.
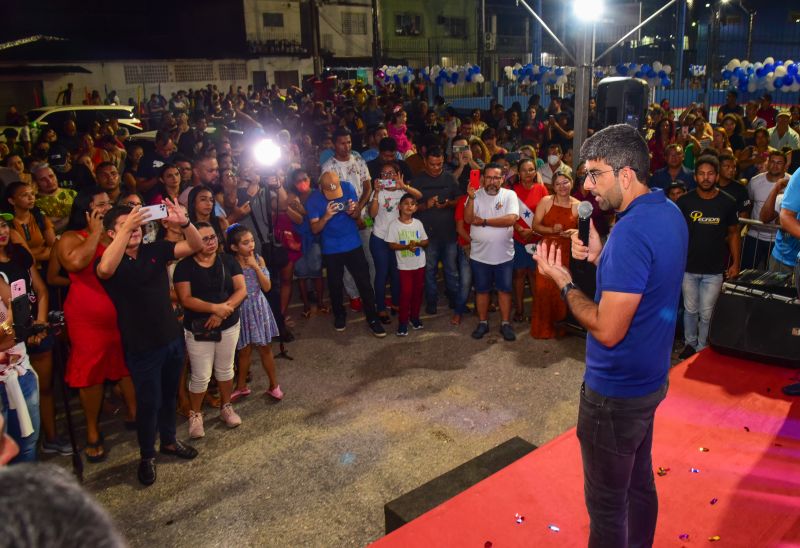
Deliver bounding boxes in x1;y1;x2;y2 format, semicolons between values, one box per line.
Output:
740;60;750;69
514;62;522;69
766;80;775;91
747;81;757;93
753;62;763;70
653;61;663;72
765;57;775;65
767;72;775;80
663;65;672;75
475;74;485;84
775;66;788;77
791;82;800;92
729;58;741;70
786;59;795;66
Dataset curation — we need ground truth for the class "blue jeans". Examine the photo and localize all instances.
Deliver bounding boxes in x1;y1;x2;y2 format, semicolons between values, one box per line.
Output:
682;272;723;350
343;226;375;299
578;381;668;548
125;337;185;459
0;369;40;463
369;234;400;312
455;245;473;315
424;238;459;308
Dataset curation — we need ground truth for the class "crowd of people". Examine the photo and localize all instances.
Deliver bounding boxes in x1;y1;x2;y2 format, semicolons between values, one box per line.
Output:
0;77;798;487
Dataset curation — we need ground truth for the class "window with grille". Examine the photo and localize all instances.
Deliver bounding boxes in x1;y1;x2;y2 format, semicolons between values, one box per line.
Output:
218;63;247;81
123;64;170;84
395;13;422;36
443;17;467;38
263;13;284;27
174;63;215;82
342;12;367;35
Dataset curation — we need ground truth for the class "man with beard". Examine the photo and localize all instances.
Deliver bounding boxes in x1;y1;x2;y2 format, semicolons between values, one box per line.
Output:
677;155;740;358
534;124;687;547
463;163;519;341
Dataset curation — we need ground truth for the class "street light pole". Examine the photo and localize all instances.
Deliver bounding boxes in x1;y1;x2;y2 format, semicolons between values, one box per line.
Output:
573;22;592;168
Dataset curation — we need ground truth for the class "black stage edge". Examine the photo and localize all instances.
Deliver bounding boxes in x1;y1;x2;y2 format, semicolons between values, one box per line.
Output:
383;436;537;534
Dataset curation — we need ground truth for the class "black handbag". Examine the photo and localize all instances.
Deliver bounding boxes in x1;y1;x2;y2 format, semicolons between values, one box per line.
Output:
190;259;225;342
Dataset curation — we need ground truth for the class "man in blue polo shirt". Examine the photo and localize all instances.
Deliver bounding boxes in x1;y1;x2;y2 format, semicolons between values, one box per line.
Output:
535;124;688;547
307;171;385;337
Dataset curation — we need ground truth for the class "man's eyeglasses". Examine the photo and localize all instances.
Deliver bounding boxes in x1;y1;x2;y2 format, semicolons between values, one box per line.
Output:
125;201;142;207
484;175;504;182
201;234;217;243
586;168;617;185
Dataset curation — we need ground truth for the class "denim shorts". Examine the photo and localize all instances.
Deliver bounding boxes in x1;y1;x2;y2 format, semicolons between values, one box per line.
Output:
471;259;513;293
294;242;323;279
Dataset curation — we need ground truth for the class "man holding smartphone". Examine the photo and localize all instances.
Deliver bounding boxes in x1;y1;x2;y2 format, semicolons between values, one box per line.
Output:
96;199;203;486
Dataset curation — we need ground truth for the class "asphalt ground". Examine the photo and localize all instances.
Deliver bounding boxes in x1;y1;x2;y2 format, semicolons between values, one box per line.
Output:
48;301;597;547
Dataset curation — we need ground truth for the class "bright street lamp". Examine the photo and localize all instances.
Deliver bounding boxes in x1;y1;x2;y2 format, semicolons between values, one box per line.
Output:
573;0;604;22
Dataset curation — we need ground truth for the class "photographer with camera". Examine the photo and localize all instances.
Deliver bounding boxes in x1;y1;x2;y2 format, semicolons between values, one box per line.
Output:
96;200;203;486
308;171;385;336
0;275;38;464
368;161;422;324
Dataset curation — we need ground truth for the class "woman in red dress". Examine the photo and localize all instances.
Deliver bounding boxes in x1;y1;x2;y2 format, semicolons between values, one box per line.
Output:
530;172;579;339
58;187;135;462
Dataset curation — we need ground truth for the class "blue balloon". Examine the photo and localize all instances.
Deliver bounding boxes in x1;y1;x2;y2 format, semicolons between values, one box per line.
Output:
764;63;774;73
617;64;628;76
635;71;644;78
733;67;744;78
722;70;732;79
629;62;637;70
789;64;799;76
646;69;656;78
402;74;410;84
661;77;671;87
738;78;748;91
775;78;784;89
555;67;564;76
465;73;472;82
747;66;755;74
451;72;459;83
473;66;481;74
756;67;766;78
783;74;794;86
658;70;667;78
775;60;784;66
539;65;548;74
641;64;651;73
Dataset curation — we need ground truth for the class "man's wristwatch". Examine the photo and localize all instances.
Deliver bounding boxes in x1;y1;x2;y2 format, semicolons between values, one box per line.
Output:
560;282;578;301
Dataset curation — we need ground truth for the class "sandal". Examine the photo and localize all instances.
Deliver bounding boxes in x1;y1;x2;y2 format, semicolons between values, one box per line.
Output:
284;315;296;328
302;308;313;319
512;312;525;323
85;433;107;463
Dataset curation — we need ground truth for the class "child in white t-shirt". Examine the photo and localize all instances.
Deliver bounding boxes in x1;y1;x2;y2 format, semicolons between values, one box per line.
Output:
386;194;429;336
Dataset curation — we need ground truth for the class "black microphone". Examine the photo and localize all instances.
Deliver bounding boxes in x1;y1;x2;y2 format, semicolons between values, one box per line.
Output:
577;201;594;264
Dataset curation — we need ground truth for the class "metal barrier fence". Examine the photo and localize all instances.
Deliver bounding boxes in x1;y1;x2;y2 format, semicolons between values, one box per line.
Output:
738;218;779;272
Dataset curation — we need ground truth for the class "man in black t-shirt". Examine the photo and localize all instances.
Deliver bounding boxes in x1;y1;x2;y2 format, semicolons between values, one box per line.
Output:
96;202;203;486
412;146;460;314
717;153;751;217
676;155;741;359
716;91;744;125
136;130;176;203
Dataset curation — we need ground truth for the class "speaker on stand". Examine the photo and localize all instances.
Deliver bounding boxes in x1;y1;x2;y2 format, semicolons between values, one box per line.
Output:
595;77;650;134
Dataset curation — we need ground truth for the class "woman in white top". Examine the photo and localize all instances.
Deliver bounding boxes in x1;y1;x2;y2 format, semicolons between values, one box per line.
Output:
367;160;422;324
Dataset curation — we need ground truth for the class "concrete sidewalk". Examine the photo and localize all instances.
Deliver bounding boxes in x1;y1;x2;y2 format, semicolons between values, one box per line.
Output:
61;309;588;547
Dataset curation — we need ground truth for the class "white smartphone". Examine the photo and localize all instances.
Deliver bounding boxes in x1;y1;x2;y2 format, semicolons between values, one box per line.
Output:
140;204;168;221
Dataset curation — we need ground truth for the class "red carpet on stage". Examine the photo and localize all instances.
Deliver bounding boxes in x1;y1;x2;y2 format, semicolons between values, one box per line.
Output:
373;350;800;547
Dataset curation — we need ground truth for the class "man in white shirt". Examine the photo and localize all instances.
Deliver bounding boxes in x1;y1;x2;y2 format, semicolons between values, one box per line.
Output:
321;127;375;310
745;150;787;269
768;111;800;151
464;163;520;341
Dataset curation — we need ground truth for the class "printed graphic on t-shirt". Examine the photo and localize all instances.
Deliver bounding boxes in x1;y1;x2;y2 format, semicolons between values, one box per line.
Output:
688;210;721;225
397;227;422;258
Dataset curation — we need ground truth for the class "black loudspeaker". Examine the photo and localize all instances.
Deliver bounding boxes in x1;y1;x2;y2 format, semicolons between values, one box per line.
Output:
708;292;800;368
595;77;650;133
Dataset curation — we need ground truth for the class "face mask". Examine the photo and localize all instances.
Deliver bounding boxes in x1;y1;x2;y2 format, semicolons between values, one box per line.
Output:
548;154;560;166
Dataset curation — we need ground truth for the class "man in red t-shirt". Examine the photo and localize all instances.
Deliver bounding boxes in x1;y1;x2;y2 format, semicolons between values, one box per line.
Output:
511;159;549;321
452;194;473;325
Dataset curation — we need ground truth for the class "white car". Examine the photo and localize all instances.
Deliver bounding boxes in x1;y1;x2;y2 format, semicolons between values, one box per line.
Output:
0;105;143;142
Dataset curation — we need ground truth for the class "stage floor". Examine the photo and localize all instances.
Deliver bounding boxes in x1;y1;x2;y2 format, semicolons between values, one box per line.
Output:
372;350;800;547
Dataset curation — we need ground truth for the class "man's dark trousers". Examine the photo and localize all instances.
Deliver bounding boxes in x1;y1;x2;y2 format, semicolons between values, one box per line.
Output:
577;381;668;548
325;246;378;322
125;337;185;459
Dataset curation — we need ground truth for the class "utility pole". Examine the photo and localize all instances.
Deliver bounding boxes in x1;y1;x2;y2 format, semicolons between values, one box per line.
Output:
372;0;381;77
478;0;485;89
310;0;322;76
573;23;592;169
675;0;686;87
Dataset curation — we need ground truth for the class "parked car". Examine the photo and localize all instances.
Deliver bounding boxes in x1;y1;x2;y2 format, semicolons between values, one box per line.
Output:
0;105;143;143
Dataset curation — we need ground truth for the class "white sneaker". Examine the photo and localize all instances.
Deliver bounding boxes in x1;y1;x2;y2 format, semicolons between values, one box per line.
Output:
188;411;205;439
220;403;242;428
